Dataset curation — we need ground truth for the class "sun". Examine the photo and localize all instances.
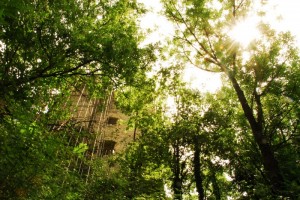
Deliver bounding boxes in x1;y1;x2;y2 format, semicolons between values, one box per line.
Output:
228;17;261;47
228;0;300;48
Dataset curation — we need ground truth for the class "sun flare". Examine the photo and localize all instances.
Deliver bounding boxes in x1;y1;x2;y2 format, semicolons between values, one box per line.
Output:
228;17;260;47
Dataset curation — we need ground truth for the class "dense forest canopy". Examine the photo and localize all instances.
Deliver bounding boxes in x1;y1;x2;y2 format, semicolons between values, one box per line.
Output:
1;0;300;199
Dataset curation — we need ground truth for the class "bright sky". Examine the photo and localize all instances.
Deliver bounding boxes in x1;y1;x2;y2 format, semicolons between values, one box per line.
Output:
137;0;221;92
138;0;173;46
138;0;300;93
263;0;300;41
229;0;300;47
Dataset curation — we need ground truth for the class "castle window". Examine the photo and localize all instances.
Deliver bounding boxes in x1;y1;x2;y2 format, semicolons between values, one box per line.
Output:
101;140;116;155
107;117;118;125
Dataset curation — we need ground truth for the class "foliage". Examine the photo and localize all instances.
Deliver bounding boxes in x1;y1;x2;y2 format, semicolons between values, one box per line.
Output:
0;0;153;199
1;0;300;199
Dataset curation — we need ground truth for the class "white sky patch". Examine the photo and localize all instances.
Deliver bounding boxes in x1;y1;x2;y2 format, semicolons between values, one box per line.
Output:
256;0;300;46
205;0;222;11
96;15;102;20
164;96;177;118
241;51;251;65
138;0;162;12
138;0;174;46
164;183;172;198
42;105;49;114
51;89;61;95
183;66;222;93
0;40;6;52
139;13;174;46
224;172;233;181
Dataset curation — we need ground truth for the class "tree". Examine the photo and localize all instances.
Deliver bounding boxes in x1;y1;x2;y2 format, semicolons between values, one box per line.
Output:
115;69;171;199
162;0;300;196
0;0;151;114
167;87;236;200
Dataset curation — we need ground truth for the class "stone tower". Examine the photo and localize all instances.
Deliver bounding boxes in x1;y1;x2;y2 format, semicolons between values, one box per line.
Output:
52;83;135;181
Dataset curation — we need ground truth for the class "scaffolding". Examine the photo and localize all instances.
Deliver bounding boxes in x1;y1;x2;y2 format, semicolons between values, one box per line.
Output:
50;82;133;183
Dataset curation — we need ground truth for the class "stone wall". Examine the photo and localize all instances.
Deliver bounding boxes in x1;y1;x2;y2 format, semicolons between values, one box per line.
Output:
68;87;134;157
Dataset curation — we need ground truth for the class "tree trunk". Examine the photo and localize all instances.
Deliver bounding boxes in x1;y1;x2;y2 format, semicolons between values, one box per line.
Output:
208;161;221;200
211;173;221;200
229;74;284;193
133;125;137;141
173;143;183;200
193;136;205;200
